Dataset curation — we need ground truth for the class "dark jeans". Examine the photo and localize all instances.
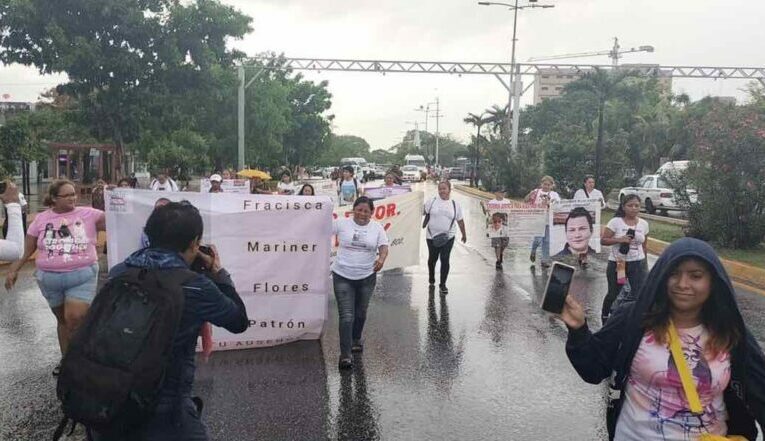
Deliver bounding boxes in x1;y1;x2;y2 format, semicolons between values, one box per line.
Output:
601;259;647;321
333;272;377;359
426;237;455;286
88;397;207;441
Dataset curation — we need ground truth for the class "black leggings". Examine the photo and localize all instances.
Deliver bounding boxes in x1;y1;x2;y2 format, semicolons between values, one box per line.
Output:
601;259;646;321
427;238;455;285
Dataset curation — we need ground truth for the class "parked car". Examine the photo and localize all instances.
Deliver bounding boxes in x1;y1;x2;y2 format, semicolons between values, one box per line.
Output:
448;167;465;180
618;174;697;215
401;165;421;182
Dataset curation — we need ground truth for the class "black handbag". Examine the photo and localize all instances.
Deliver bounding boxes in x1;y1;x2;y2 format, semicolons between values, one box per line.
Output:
425;198;456;248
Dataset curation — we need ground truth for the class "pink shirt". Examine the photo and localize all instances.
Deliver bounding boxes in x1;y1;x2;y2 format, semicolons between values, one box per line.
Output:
28;207;104;272
616;325;731;440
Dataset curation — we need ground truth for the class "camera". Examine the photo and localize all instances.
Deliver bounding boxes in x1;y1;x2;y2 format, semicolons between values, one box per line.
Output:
191;245;215;273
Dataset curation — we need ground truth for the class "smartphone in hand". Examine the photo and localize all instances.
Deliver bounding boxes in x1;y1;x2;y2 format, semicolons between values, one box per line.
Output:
541;262;576;314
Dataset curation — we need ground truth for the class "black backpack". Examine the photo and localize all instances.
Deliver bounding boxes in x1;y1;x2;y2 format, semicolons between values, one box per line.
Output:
53;267;197;439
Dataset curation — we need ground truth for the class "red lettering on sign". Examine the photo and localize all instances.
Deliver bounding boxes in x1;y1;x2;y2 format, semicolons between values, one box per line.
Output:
386;203;396;217
383;222;392;231
374;205;386;219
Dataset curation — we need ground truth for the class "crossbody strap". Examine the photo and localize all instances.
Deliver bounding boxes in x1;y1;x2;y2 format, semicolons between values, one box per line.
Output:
668;321;704;415
426;199;456;236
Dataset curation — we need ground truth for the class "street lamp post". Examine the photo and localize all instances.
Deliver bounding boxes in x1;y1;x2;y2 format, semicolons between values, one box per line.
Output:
478;1;554;154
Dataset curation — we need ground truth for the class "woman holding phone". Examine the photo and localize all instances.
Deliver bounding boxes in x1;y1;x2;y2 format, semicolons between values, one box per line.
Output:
601;194;648;323
559;238;765;441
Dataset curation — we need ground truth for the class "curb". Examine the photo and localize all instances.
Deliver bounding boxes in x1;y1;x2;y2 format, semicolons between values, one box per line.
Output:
455;184;765;295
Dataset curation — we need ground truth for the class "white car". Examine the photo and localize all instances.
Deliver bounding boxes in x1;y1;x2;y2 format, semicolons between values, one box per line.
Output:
618;174;697;215
401;165;421;182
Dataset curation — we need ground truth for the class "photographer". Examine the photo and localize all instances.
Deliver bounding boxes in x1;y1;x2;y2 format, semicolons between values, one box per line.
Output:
90;201;248;440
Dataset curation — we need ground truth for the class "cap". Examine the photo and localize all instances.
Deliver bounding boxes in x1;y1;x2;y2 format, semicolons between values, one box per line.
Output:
210;174;223;182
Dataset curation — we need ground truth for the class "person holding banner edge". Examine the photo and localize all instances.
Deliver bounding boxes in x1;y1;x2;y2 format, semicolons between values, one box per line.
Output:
526;176;560;268
423;181;467;295
332;196;389;370
573;175;606;268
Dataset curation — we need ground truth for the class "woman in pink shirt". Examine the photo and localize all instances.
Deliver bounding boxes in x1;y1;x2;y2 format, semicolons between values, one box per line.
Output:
5;180;105;375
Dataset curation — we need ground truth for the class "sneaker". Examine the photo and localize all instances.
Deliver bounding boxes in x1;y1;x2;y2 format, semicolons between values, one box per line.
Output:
495;261;502;269
52;362;61;377
529;251;536;263
351;341;363;353
338;358;353;370
439;284;448;295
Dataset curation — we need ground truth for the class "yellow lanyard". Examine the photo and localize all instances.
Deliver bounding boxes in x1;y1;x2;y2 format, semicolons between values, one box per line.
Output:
667;320;704;415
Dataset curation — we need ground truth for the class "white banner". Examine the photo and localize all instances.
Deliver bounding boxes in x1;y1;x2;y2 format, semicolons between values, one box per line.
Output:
199;178;251;194
549;199;602;259
332;191;423;271
492;202;548;251
105;189;333;351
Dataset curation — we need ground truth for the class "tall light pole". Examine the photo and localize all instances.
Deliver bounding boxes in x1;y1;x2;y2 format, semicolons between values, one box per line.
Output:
478;0;554;154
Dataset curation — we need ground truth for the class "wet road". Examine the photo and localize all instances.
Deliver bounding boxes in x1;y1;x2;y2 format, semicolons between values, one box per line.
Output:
2;181;765;441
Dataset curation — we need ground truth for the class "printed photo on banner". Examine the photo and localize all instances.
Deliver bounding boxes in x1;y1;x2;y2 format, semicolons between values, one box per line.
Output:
332;191;423;271
105;189;333;352
548;199;602;258
495;202;547;252
363;185;412;201
199;178;251;194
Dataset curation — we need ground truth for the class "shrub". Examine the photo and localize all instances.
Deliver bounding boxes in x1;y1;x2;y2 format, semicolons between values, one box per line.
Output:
683;103;765;248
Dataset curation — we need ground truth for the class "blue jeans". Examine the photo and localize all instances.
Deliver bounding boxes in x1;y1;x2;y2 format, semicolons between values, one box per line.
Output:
333;272;377;359
530;225;550;263
35;263;99;308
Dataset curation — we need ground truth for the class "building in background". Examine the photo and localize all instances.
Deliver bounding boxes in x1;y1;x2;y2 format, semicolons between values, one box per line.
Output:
532;65;673;105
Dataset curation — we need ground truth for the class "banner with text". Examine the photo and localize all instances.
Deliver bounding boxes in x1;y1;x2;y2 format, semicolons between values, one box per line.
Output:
332;191;423;271
199;178;251;194
489;202;548;251
105;189;333;351
549;199;602;259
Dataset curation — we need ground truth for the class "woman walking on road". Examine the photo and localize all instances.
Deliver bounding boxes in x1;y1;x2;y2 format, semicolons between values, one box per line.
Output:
559;238;765;441
423;181;467;295
526;176;560;268
573;175;606;268
600;194;649;323
332;196;389;370
5;180;106;376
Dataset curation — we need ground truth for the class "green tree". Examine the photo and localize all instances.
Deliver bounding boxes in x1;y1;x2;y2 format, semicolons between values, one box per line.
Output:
564;68;638;184
684;102;765;248
317;135;371;166
1;0;252;177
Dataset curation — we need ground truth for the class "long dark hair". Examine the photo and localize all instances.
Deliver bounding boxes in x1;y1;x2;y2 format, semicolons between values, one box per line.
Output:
615;194;640;218
298;184;315;195
641;257;741;357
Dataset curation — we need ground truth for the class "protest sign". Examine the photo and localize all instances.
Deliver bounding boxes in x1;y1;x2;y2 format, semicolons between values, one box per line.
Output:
548;199;602;258
105;189;333;351
332;191;423;271
492;202;548;252
200;178;250;194
363;185;411;201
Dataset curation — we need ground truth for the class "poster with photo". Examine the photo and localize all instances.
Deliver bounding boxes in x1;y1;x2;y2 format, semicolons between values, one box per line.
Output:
548;199;602;259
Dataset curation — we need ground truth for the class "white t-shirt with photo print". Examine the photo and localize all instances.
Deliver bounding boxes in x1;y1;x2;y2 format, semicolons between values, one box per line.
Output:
332;218;389;280
607;216;649;262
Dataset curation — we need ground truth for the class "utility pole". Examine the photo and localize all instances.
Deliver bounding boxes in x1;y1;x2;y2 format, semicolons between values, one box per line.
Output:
237;65;245;170
433;97;442;166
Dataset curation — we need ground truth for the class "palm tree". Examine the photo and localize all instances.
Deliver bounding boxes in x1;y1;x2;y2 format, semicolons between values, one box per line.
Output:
485;104;509;139
463;112;492;187
565;68;637;184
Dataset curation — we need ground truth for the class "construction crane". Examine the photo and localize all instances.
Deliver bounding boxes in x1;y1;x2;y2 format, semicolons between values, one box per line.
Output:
528;37;654;67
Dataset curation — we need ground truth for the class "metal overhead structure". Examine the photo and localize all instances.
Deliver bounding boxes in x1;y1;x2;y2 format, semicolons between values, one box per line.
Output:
237;57;765;169
528;37;655;67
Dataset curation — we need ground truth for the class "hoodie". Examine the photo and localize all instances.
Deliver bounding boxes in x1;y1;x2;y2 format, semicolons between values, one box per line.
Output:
109;248;249;399
566;237;765;440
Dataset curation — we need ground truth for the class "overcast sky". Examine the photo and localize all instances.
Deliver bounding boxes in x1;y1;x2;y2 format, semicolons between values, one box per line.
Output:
2;0;765;152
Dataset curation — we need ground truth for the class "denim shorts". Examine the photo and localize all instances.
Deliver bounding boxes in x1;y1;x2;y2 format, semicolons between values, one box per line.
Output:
35;263;100;308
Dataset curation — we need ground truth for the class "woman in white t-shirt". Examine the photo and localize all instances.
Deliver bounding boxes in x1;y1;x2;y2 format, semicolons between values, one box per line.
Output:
525;175;560;268
423;181;467;295
601;193;649;323
277;173;296;195
332;196;389;370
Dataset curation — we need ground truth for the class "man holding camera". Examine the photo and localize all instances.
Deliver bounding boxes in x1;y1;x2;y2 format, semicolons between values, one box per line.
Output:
88;201;248;440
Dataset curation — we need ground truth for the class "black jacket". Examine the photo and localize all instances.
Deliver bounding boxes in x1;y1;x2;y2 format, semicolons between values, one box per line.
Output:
566;237;765;440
